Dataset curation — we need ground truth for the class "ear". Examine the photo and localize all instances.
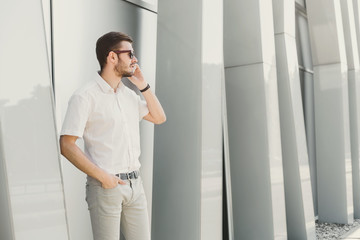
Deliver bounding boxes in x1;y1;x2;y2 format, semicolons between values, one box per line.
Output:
107;51;118;65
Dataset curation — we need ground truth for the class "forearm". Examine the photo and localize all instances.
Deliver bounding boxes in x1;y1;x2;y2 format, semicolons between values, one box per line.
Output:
128;65;166;124
141;87;166;124
60;138;106;182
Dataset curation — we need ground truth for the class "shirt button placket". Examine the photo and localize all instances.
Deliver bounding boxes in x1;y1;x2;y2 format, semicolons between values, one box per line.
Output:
116;94;133;172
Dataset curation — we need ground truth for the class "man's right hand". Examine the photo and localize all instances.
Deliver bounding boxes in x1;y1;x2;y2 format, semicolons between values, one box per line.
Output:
101;173;127;189
59;135;127;189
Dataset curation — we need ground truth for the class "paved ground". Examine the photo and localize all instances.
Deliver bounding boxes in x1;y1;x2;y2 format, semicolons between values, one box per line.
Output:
316;220;360;239
340;225;360;239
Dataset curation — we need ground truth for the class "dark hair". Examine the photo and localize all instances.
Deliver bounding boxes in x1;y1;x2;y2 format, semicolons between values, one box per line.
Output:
96;32;133;70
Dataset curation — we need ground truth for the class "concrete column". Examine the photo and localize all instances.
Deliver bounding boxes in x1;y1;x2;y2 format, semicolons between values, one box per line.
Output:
306;0;353;223
350;0;360;219
224;0;287;239
0;0;69;239
273;0;316;238
152;0;223;239
201;0;224;239
353;0;360;60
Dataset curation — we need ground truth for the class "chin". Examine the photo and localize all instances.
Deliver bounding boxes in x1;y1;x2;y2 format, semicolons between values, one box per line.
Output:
122;72;133;78
129;69;136;76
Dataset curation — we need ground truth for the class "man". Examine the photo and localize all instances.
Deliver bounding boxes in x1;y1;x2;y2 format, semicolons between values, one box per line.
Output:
60;31;166;240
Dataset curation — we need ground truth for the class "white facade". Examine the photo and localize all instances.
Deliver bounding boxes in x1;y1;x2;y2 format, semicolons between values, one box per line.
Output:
2;0;360;239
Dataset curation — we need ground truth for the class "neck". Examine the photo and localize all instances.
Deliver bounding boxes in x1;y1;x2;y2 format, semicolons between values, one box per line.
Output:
100;69;122;91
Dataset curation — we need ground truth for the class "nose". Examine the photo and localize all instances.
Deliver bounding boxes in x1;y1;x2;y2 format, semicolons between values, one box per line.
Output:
132;56;138;63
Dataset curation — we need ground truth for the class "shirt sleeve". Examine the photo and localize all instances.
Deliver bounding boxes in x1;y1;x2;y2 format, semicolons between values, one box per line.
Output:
138;96;149;121
60;94;90;138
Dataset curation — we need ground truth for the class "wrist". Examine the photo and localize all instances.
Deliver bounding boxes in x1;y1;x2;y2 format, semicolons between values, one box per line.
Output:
139;83;150;92
97;170;110;184
137;82;148;90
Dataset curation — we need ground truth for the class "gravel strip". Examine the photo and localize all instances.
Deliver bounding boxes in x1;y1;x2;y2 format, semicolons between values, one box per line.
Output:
316;219;360;239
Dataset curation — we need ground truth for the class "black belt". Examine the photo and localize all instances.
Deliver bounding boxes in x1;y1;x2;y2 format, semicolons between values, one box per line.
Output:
116;170;139;180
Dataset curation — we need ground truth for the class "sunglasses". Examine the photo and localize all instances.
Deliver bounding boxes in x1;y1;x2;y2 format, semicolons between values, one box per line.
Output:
112;50;135;59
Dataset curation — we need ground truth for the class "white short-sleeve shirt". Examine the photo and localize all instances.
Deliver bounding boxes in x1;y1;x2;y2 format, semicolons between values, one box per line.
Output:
60;73;149;174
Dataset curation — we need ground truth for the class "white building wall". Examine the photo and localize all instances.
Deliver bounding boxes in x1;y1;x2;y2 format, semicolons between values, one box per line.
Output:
201;0;224;239
224;0;287;238
152;0;223;239
273;0;316;238
4;0;360;239
306;0;354;224
0;0;69;239
340;0;360;220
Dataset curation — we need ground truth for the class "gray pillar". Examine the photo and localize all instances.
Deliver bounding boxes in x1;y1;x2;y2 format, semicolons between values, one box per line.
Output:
306;0;354;224
353;0;360;60
349;0;360;219
224;0;287;239
152;0;223;239
200;0;224;239
0;0;69;239
273;0;316;238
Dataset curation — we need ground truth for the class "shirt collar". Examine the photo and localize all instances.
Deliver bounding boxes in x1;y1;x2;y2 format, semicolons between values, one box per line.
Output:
95;72;124;94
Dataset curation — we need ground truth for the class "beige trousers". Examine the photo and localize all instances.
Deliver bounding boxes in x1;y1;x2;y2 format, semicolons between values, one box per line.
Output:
86;175;150;240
